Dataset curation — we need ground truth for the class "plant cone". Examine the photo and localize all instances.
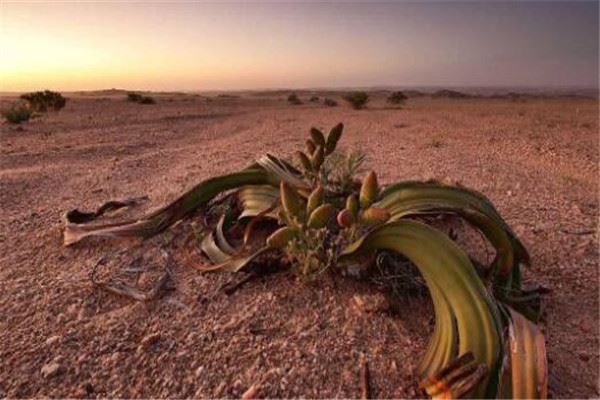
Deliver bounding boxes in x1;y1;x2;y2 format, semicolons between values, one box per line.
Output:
337;208;355;228
360;207;391;225
359;171;379;208
307;204;335;229
266;226;297;248
296;151;312;172
306;186;324;215
310;127;326;147
305;139;316;155
280;181;304;220
311;145;325;171
325;123;343;155
346;194;359;215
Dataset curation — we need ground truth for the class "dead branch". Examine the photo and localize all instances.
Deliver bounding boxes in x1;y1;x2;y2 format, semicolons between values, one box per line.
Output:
90;249;173;301
220;272;257;295
65;196;149;223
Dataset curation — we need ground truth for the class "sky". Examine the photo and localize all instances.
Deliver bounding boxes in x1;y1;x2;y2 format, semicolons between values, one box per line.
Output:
0;1;598;92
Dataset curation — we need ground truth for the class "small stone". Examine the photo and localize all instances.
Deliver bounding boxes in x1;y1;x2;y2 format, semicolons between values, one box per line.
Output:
242;384;260;399
579;352;590;362
214;381;227;397
195;366;205;378
352;293;390;313
45;335;61;346
84;383;94;394
141;333;161;348
41;362;62;379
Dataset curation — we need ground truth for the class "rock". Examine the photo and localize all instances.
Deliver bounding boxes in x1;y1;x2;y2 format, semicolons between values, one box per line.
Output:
141;333;161;348
195;366;205;378
352;293;390;313
242;384;260;399
45;335;62;346
579;352;590;362
41;362;62;379
214;381;227;397
84;382;94;395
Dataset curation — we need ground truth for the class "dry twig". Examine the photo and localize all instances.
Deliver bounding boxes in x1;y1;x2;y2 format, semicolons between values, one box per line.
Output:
90;249;173;301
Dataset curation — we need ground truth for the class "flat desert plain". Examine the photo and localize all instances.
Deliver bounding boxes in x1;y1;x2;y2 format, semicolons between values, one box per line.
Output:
0;92;598;398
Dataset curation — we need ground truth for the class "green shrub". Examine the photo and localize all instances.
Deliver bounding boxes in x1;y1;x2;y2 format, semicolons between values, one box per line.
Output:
309;96;319;103
387;91;408;105
20;90;66;112
323;98;338;107
2;105;32;124
343;91;369;109
288;93;302;105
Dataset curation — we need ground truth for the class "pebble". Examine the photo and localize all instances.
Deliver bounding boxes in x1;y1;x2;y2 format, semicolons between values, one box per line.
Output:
352;293;390;313
141;333;161;348
41;362;62;379
242;384;260;399
45;335;62;346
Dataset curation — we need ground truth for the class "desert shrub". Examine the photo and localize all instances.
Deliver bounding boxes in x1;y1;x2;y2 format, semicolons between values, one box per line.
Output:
65;122;548;398
127;93;156;105
20;90;66;112
309;96;320;102
127;93;143;102
139;96;156;104
288;93;302;105
432;89;470;99
323;98;338;107
387;91;408;105
2;105;32;124
343;91;369;109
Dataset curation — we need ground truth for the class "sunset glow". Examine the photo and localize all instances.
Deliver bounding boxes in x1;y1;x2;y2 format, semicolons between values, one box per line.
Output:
1;1;597;91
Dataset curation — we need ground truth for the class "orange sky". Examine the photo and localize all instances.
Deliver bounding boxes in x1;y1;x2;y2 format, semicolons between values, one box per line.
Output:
1;2;597;92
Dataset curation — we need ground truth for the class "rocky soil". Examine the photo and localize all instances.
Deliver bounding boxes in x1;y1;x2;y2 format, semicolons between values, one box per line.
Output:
0;92;598;398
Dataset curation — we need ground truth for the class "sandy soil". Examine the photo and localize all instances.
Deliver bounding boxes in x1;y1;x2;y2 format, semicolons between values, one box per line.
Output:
0;92;598;398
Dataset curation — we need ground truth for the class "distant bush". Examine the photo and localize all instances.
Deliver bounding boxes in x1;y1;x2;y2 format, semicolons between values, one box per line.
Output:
323;98;338;107
432;89;470;99
127;92;143;102
20;90;66;112
127;92;156;105
343;91;369;109
2;105;32;124
139;96;156;104
387;91;408;105
288;93;302;105
309;96;319;103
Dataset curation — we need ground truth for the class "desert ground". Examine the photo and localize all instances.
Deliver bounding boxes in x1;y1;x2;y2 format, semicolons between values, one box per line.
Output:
0;91;598;398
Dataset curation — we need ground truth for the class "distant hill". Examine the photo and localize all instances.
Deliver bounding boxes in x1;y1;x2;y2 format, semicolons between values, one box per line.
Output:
431;89;472;99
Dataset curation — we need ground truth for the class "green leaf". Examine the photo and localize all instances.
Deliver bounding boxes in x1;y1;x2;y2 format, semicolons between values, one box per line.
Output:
340;220;503;397
63;168;273;245
237;184;279;219
376;180;529;281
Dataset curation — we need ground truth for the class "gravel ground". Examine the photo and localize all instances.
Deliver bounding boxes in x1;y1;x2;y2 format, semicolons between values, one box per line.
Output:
0;92;598;398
